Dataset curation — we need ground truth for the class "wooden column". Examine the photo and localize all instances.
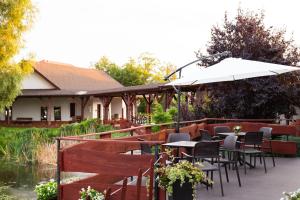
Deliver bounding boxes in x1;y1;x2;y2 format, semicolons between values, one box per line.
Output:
143;94;157;114
164;91;175;111
100;97;112;121
80;96;90;121
190;91;196;106
122;93;136;122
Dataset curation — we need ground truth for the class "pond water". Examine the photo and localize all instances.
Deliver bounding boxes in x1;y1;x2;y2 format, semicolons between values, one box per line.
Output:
0;159;56;199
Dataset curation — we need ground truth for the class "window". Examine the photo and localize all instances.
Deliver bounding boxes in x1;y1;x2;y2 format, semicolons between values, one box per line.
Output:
97;104;101;119
54;107;61;121
41;107;48;121
70;103;76;117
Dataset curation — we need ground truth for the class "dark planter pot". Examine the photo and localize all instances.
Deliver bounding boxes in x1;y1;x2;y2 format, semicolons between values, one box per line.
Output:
169;180;193;200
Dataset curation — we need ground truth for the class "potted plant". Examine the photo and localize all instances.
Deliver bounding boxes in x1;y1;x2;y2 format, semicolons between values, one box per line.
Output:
156;160;210;200
233;125;242;135
281;188;300;200
79;186;105;200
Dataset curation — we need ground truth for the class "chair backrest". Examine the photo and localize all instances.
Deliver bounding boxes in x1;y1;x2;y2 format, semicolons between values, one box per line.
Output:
137;138;152;155
259;127;272;140
193;141;220;158
200;129;212;141
167;133;190;143
244;132;263;146
223;135;238;150
214;126;231;134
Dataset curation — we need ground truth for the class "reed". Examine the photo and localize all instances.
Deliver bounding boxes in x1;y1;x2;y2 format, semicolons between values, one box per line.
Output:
0;119;114;164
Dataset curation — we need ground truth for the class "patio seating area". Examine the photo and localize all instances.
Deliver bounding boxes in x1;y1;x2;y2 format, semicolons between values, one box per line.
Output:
57;119;300;200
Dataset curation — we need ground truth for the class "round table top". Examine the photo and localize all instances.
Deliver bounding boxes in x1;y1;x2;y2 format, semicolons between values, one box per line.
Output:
217;132;246;137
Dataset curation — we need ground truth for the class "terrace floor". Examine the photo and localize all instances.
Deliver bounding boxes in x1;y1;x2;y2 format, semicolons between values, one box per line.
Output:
195;157;300;200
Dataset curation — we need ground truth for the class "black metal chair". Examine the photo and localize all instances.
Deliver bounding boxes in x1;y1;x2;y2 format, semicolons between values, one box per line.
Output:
237;132;267;174
137;138;152;155
182;141;224;196
194;129;220;141
167;132;191;142
214;126;231;139
220;135;241;187
259;127;275;167
214;126;231;134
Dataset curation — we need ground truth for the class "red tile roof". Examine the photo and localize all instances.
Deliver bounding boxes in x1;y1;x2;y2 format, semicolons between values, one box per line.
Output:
32;60;122;91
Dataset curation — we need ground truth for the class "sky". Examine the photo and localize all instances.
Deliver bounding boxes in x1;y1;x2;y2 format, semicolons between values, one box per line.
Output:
18;0;300;69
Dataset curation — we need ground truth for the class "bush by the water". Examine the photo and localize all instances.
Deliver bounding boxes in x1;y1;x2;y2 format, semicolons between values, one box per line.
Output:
0;119;114;163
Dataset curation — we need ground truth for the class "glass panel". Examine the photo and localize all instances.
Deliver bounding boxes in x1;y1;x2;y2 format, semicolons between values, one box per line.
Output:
54;107;61;121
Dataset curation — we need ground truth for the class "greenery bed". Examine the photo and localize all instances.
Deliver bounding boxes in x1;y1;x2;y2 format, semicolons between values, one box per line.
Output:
0;119;114;163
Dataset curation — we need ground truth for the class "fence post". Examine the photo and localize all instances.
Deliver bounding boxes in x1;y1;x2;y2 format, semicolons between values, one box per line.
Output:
154;144;159;200
56;138;61;200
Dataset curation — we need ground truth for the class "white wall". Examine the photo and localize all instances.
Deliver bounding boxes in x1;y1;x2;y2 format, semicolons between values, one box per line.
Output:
0;111;5;121
11;97;83;121
4;96;133;122
12;98;43;121
91;98;103;120
22;71;55;89
111;97;123;119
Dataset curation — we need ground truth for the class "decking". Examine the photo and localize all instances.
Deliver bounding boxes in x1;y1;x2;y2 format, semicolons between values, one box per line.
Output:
197;157;300;200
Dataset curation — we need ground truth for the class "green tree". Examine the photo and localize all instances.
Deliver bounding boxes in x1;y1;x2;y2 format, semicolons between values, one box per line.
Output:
95;53;177;86
0;0;35;111
196;8;300;118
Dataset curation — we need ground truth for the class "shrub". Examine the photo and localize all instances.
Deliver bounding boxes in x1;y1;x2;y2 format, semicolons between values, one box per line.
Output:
35;179;57;200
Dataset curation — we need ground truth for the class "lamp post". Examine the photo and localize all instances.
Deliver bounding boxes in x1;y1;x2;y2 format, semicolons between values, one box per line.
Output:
164;52;231;133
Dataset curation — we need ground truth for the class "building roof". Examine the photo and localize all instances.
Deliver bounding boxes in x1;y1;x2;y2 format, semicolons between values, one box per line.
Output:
21;60;123;97
34;60;123;90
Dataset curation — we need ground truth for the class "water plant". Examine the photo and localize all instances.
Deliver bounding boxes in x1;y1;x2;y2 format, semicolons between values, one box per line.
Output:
0;120;114;164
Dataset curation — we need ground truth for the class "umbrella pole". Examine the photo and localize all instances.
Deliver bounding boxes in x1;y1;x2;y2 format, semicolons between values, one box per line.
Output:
176;87;181;133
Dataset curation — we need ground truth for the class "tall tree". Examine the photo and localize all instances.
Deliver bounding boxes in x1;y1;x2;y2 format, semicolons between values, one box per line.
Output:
196;8;300;119
95;53;176;86
0;0;35;111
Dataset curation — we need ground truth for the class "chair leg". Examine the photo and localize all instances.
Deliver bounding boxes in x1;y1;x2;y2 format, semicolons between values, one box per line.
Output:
271;148;276;167
235;162;241;187
218;162;224;196
224;164;229;182
262;153;267;173
243;153;247;174
259;154;262;164
206;172;209;190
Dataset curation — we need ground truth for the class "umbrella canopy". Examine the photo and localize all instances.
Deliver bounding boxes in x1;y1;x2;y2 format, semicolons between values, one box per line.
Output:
167;58;300;86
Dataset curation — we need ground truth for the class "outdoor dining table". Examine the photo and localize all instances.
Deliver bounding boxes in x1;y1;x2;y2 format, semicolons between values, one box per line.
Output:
162;141;198;157
162;141;198;149
217;132;246;137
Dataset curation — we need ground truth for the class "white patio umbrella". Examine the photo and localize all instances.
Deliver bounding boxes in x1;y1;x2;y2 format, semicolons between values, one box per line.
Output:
167;58;300;86
166;57;300;132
